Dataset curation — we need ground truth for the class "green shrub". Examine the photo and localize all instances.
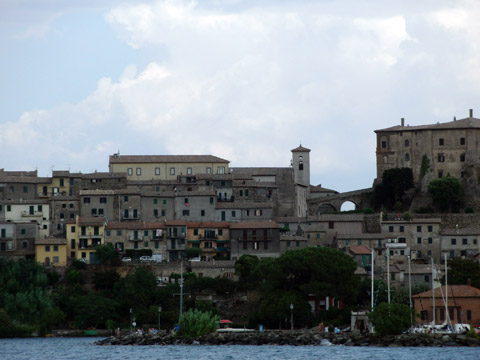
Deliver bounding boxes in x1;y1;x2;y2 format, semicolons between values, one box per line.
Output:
177;309;219;339
369;302;414;336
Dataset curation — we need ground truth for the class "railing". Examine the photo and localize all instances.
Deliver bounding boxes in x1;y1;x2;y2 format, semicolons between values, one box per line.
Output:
21;211;43;217
128;234;143;241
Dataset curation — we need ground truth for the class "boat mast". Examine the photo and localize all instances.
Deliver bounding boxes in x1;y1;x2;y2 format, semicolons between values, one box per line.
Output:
445;253;449;325
179;261;184;322
408;255;412;328
432;257;436;325
371;247;374;310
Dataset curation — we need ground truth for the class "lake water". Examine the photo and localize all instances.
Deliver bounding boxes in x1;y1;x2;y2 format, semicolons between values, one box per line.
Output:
0;337;478;360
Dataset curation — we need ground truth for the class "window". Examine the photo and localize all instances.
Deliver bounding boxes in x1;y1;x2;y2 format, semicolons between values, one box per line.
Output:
154;209;158;216
417;226;422;232
399;238;406;243
170;167;175;175
439;138;444;146
206;167;212;174
183;210;190;216
399;226;404;232
0;205;2;212
69;203;74;208
232;211;236;217
210;197;214;204
100;197;107;204
255;209;262;216
84;197;90;204
417;237;422;244
217;166;225;174
69;213;74;219
460;137;466;145
153;198;158;205
161;210;166;216
239;190;243;196
45;245;50;252
201;210;205;216
451;238;457;245
124;195;128;202
53;245;58;252
187;167;192;175
144;241;149;248
99;209;104;215
450;250;455;258
381;140;387;149
358;239;363;245
287;241;291;247
467;310;472;320
437;153;445;162
460;153;465;162
60;213;65;219
23;185;28;193
218;229;223;236
427;250;432;257
245;189;249;196
71;226;76;233
428;225;433;232
155;167;160;175
462;238;468;245
22;241;28;249
91;209;97;215
136;168;142;176
117;230;122;236
21;228;26;235
124;209;129;218
329;221;334;229
221;181;226;187
389;226;394;233
106;230;111;236
127;168;133;176
405;139;410;147
62;204;66;208
428;238;433;244
7;205;11;212
405;153;410;161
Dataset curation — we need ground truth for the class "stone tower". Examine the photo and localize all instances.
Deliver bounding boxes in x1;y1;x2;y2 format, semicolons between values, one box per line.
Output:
291;144;311;188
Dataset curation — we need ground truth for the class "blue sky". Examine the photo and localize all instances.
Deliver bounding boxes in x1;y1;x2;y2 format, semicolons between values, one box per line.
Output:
1;0;480;193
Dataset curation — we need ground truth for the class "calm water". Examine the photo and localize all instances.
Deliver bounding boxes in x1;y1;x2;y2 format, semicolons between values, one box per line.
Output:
0;337;479;360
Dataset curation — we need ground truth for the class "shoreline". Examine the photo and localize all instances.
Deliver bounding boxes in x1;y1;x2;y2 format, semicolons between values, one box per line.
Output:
95;330;480;347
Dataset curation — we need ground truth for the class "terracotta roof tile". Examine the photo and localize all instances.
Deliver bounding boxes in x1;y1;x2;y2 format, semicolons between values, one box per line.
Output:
413;285;480;298
230;221;279;229
109;155;229;164
349;245;371;255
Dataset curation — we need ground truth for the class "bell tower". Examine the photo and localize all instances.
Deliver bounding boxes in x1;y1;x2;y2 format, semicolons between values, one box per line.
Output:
291;144;311;188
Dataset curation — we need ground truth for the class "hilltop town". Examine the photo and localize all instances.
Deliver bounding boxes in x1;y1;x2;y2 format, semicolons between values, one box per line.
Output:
2;110;480;330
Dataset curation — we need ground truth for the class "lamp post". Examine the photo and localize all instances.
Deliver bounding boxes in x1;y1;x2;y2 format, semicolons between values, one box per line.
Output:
158;305;162;331
130;308;133;334
290;303;294;332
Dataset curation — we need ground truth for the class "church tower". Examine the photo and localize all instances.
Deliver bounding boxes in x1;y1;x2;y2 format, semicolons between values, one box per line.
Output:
291;144;311;188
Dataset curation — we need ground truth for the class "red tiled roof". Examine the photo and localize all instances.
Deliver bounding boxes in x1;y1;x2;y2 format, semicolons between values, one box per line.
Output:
413;285;480;298
349;245;371;255
109;155;229;164
230;221;279;229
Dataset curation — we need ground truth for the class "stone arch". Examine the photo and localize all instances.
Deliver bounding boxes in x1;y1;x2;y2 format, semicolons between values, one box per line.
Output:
340;200;357;212
317;203;336;214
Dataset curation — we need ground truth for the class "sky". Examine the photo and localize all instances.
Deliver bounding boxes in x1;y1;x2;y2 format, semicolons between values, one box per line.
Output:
1;0;480;193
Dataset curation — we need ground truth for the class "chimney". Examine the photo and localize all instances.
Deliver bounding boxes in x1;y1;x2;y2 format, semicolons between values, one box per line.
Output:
469;109;473;118
401;118;405;126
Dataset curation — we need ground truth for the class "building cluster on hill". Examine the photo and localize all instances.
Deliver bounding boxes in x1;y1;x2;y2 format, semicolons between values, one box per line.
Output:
2;113;480;295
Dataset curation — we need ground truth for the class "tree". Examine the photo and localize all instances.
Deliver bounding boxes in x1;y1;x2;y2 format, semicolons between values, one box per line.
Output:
235;254;260;289
428;176;463;212
369;302;414;335
374;168;414;210
442;258;480;288
94;244;121;266
185;247;202;259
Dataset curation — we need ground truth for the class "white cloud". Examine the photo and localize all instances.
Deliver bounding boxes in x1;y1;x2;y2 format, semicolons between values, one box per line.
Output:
5;0;480;192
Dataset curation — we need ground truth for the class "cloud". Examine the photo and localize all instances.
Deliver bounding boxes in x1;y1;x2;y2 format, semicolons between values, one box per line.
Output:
6;0;480;192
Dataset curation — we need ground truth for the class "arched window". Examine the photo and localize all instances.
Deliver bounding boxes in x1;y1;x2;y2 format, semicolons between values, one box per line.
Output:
405;139;410;147
299;156;304;170
405;153;410;161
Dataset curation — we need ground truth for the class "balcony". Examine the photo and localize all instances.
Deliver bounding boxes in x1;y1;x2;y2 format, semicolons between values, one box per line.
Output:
21;211;43;217
217;195;234;203
79;233;101;239
128;234;143;241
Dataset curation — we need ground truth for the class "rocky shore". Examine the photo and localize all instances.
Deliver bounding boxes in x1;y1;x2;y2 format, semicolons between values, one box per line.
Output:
95;330;480;347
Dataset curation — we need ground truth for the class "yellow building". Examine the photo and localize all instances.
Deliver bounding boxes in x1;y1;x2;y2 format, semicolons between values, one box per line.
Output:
37;170;72;197
187;221;230;259
109;154;230;181
35;237;67;267
66;216;105;263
